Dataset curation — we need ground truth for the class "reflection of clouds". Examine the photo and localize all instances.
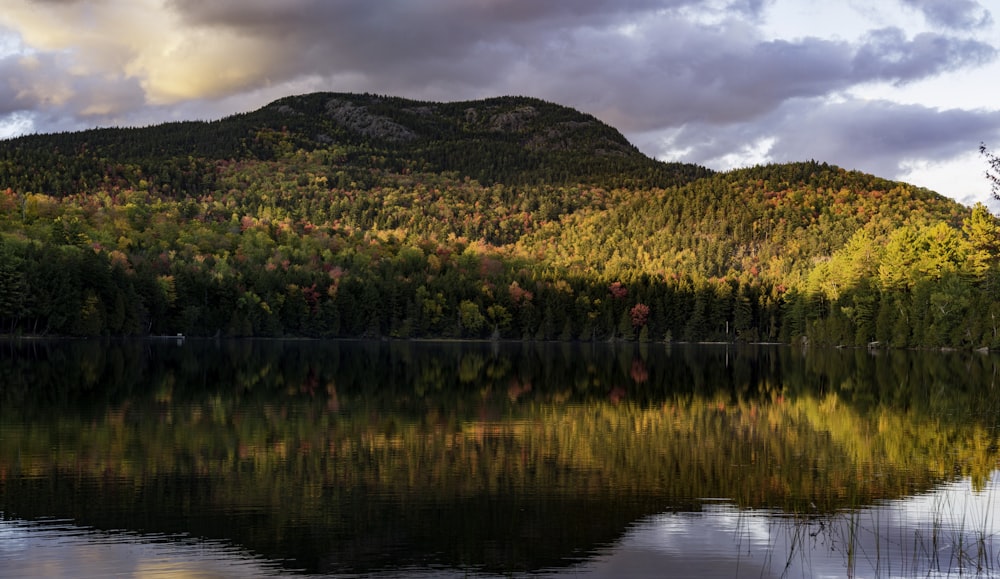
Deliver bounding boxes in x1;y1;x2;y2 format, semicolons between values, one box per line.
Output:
4;476;1000;578
887;476;1000;533
0;520;286;579
845;476;1000;578
633;504;774;554
570;505;789;579
568;474;1000;578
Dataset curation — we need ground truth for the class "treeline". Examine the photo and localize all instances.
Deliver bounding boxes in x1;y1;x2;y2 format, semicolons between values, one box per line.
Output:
785;203;1000;348
2;195;995;348
0;230;781;341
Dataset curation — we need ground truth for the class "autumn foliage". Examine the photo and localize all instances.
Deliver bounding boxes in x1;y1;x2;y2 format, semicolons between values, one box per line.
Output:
0;93;995;347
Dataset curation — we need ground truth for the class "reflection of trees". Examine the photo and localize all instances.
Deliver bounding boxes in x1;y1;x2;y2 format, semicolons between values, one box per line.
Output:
1;341;999;572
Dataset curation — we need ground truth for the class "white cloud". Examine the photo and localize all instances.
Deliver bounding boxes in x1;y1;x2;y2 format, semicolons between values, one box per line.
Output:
0;111;33;139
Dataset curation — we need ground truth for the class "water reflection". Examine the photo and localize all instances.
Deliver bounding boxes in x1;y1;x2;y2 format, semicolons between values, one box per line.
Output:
0;519;290;578
6;474;1000;579
580;475;1000;578
1;340;999;577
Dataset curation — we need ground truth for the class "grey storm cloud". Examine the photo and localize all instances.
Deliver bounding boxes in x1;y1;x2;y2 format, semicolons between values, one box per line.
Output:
771;101;1000;169
662;99;1000;179
159;0;696;93
853;27;996;81
900;0;993;29
0;46;149;129
3;0;995;128
148;0;997;132
0;56;36;115
155;0;782;97
483;21;995;134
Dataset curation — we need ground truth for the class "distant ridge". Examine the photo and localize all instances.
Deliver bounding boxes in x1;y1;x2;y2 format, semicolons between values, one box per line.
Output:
0;92;713;192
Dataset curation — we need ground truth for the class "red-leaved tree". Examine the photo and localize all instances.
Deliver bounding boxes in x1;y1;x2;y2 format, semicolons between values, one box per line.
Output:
630;303;650;328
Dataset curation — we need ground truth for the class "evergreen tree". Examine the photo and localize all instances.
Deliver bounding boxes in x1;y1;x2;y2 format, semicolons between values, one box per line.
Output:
0;240;26;333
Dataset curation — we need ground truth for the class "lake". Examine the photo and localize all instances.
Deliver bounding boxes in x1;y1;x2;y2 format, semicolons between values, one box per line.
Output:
1;339;999;578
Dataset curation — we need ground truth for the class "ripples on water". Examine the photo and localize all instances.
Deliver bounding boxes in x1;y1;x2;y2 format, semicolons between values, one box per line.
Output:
0;518;291;578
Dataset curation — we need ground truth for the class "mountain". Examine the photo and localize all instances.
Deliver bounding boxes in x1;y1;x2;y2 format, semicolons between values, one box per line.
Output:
0;92;995;348
0;92;710;195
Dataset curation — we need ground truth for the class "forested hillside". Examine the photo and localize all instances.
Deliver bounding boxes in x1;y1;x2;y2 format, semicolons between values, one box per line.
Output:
0;92;995;348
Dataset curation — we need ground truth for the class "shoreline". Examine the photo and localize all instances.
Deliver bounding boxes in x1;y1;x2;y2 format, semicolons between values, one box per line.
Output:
0;333;992;352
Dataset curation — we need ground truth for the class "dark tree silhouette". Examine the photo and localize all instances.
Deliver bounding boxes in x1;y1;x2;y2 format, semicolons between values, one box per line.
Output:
981;143;1000;200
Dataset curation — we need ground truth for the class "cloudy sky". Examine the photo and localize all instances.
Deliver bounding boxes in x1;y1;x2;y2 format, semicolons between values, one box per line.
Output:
1;0;999;206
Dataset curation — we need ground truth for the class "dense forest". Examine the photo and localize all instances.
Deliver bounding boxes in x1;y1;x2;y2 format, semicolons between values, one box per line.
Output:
0;91;996;348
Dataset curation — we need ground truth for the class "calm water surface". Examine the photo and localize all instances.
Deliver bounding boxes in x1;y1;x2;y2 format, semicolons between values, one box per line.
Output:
2;340;1000;578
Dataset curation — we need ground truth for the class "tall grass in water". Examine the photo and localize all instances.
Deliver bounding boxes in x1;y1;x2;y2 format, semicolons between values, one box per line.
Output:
771;477;998;578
